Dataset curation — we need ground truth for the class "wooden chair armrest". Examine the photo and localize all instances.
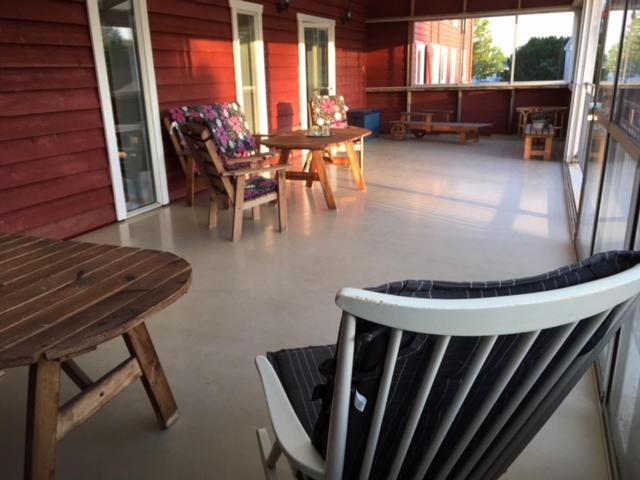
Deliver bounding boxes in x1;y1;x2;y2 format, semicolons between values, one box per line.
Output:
255;356;326;479
223;164;291;177
225;156;268;165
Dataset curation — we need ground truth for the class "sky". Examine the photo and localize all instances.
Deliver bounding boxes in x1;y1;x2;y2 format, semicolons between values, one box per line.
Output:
486;12;576;53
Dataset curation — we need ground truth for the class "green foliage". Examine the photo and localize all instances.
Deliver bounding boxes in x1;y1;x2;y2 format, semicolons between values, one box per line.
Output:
604;15;640;80
514;36;569;81
472;18;509;81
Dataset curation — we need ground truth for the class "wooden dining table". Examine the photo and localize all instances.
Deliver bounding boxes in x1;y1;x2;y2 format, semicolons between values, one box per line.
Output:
261;126;370;210
0;234;192;480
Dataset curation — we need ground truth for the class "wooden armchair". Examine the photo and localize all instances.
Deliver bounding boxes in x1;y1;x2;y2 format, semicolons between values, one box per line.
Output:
177;103;290;241
164;105;276;206
255;251;640;479
163;116;203;206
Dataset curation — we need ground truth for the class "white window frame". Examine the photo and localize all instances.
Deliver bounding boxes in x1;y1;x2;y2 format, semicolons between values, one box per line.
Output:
414;43;426;85
86;0;169;220
297;13;337;130
229;0;269;135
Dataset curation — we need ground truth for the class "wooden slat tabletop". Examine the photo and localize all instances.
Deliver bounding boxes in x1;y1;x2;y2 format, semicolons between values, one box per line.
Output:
0;235;192;369
261;126;371;150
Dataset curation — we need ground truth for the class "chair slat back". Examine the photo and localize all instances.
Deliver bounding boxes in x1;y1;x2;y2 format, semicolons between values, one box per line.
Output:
324;268;640;480
179;122;236;201
163;116;190;174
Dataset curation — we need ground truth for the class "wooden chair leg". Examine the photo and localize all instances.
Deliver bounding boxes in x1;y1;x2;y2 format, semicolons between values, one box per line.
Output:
186;156;195;207
257;428;281;480
24;359;61;480
252;206;261;220
232;177;246;241
123;323;179;428
277;170;287;232
460;132;467;145
208;194;218;229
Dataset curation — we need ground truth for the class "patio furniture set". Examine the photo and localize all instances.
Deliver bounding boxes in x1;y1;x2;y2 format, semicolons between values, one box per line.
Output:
3;95;632;480
165;97;367;241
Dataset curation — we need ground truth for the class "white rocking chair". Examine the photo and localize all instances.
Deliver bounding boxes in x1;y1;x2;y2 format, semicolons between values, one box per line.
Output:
255;253;640;479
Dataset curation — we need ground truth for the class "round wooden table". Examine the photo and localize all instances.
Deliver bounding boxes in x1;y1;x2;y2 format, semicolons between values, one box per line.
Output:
0;234;192;480
261;126;370;210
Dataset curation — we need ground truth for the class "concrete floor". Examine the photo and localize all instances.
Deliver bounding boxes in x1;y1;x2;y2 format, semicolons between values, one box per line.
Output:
0;136;610;479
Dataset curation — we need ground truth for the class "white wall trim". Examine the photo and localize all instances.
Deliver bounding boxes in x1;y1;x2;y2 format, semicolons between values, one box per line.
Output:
297;13;337;129
86;0;169;220
229;0;269;135
133;0;169;207
86;0;127;221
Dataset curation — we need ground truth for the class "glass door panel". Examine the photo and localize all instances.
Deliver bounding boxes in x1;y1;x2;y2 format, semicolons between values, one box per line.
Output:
238;13;258;132
99;0;156;212
593;140;638;252
576;122;609;258
613;5;640;141
304;27;329;99
596;0;627;119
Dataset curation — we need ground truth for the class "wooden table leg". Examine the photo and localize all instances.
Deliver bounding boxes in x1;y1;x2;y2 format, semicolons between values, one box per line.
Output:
345;141;366;191
123;323;179;428
24;359;61;480
544;136;553;161
524;136;532;160
311;149;337;210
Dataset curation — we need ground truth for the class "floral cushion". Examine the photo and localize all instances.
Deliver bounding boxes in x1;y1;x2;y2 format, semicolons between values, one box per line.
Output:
169;102;259;162
244;177;277;201
310;95;349;128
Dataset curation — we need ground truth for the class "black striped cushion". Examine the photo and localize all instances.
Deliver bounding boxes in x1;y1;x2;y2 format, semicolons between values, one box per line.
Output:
266;251;640;479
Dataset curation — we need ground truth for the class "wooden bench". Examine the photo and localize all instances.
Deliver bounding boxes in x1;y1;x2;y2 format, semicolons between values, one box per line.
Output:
390;111;492;144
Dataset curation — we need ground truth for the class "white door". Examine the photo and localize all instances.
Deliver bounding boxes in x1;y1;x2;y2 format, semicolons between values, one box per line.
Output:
230;0;268;134
298;14;336;129
87;0;168;219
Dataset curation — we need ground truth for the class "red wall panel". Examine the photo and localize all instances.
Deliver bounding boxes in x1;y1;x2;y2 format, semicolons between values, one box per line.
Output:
0;1;116;239
461;90;511;134
366;92;407;133
366;22;409;88
411;91;459;121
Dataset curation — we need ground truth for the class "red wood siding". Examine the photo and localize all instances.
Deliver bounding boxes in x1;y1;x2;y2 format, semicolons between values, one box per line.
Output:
365;92;406;133
366;22;409;88
148;0;366;197
461;90;511;133
411;91;459;120
0;1;116;239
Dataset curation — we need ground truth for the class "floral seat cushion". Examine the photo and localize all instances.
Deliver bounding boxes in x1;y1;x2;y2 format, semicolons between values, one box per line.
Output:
169;102;259;165
244;177;277;201
310;95;349;128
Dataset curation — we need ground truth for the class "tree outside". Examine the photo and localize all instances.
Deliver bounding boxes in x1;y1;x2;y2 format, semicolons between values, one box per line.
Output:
472;18;509;82
603;14;640;81
514;36;570;81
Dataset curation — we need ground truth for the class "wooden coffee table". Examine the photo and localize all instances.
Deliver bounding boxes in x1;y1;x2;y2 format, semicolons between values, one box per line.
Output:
261;126;370;210
0;234;192;480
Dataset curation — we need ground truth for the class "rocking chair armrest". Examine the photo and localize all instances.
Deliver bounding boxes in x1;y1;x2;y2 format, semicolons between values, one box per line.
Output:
255;355;326;479
222;164;291;177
